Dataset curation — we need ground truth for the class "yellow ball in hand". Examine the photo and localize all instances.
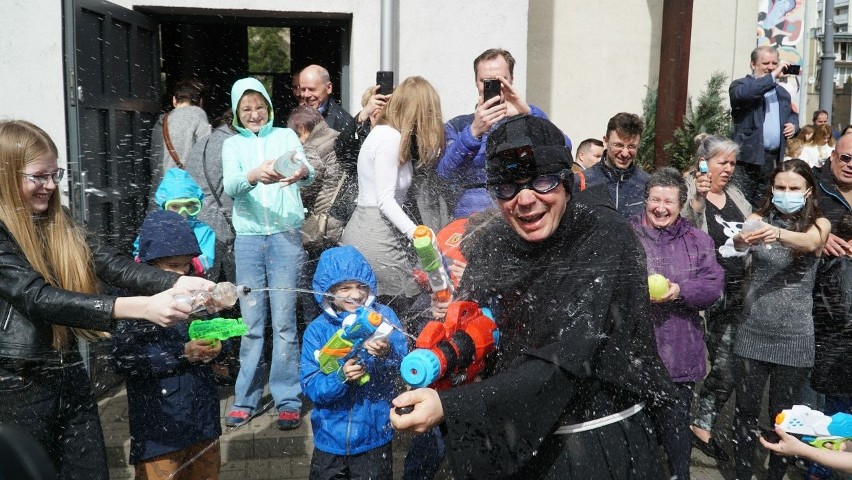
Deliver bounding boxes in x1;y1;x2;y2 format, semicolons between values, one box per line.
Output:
648;274;670;300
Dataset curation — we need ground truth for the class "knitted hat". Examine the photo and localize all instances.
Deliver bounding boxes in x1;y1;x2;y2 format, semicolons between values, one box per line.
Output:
137;210;201;263
486;116;573;185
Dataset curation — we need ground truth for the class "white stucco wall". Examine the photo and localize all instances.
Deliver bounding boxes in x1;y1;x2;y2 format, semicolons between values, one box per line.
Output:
530;0;758;149
398;0;529;120
0;0;68;167
0;0;759;164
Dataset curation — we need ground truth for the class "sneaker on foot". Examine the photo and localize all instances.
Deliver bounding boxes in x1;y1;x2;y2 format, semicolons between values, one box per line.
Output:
277;410;301;430
224;409;250;427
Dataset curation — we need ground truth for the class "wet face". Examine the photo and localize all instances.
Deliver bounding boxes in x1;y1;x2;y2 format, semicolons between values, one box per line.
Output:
151;255;194;275
300;72;332;109
498;179;568;243
645;186;682;229
237;92;269;133
20;153;60;214
751;50;778;79
706;150;737;192
831;137;852;189
603;130;640;170
331;282;369;313
475;56;512;98
815;112;829;126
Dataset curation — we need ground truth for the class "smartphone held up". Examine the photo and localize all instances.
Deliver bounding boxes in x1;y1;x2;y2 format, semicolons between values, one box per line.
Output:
483;78;502;104
376;71;394;95
783;64;801;75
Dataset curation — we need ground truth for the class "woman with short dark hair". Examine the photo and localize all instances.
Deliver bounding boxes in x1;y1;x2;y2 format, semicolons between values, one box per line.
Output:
631;167;724;480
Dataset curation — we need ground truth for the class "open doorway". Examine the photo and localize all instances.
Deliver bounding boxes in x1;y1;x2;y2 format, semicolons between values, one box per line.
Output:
153;14;351;129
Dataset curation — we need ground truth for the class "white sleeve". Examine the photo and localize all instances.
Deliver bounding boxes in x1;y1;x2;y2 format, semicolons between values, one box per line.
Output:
373;132;417;238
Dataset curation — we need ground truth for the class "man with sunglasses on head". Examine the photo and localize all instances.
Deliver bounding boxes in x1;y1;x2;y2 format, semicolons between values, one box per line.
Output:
578;112;649;219
134;167;216;275
391;116;674;479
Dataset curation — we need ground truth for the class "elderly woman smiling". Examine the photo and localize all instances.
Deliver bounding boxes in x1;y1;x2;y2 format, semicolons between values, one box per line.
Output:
630;167;724;480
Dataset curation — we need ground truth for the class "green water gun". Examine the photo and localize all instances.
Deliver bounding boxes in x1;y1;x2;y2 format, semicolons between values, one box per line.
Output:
188;317;248;343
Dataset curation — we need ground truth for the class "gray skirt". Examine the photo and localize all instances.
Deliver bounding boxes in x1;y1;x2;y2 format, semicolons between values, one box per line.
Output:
340;206;420;298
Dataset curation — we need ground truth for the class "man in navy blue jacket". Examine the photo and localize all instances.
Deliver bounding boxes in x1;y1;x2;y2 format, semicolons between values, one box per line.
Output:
730;46;799;205
577;112;649;219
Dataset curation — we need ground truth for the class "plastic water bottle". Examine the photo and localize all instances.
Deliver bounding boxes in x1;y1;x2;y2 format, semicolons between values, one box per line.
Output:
175;282;251;313
274;150;307;178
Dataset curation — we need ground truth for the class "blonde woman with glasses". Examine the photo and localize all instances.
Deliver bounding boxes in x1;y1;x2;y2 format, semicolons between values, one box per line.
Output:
0;120;216;479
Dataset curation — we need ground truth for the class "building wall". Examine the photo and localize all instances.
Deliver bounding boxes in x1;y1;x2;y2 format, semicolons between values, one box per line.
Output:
0;0;68;169
1;0;763;166
530;0;758;147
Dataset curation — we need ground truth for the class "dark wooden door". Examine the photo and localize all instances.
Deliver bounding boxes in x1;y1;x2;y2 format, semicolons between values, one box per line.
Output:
65;0;160;253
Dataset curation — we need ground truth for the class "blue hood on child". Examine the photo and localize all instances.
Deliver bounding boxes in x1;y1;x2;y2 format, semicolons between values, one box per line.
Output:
311;246;376;316
154;167;204;208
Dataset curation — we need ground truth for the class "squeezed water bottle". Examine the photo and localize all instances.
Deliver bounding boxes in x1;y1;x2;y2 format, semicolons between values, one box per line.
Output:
175;282;252;314
274;150;308;178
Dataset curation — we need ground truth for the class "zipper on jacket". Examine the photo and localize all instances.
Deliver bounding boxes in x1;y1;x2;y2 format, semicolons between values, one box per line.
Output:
346;402;353;455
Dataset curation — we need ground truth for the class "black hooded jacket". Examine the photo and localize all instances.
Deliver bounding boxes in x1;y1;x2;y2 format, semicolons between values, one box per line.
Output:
437;186;674;478
0;216;179;361
812;165;852;395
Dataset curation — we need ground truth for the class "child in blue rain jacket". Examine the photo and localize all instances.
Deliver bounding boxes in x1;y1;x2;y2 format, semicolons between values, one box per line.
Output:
300;245;408;480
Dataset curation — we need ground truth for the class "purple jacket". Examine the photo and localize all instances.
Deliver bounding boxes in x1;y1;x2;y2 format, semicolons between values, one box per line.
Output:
630;215;724;382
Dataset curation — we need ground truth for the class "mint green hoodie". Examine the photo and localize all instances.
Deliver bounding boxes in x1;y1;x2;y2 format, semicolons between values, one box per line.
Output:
222;77;315;235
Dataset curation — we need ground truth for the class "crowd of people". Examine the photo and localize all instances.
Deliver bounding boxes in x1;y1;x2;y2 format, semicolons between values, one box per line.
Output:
3;43;852;480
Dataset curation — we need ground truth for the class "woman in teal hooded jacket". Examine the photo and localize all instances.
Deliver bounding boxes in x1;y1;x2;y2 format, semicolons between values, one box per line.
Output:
222;77;316;429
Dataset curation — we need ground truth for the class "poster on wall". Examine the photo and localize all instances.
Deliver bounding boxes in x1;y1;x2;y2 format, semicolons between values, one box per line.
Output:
757;0;805;110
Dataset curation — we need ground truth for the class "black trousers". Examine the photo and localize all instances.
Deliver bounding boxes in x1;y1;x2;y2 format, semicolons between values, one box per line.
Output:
0;354;108;480
309;443;393;480
650;382;694;480
731;150;780;207
733;355;810;480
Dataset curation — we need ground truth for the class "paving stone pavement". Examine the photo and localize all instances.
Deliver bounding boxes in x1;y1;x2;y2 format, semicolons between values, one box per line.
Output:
98;384;806;480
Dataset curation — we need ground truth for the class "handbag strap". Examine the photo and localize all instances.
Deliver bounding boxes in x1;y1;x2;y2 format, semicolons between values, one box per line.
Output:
327;172;348;207
162;112;184;169
200;136;236;236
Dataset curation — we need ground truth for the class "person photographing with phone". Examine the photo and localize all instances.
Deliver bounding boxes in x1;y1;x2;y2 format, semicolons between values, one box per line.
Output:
437;48;571;219
730;46;800;206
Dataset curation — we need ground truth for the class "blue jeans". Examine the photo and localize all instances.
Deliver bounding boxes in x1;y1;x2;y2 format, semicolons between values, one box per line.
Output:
233;231;304;413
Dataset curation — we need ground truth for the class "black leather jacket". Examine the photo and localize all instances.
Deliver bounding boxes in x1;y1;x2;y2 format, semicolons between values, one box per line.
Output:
0;220;179;360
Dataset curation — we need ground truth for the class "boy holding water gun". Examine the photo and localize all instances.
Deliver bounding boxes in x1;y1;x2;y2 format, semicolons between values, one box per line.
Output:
300;245;408;480
112;210;233;479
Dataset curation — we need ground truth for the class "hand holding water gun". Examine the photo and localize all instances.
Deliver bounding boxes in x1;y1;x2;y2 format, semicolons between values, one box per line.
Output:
412;225;453;302
400;301;499;390
774;405;852;451
315;307;394;385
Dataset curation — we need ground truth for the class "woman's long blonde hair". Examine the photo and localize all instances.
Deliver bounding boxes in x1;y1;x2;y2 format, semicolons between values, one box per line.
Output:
379;76;445;169
0;120;106;349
